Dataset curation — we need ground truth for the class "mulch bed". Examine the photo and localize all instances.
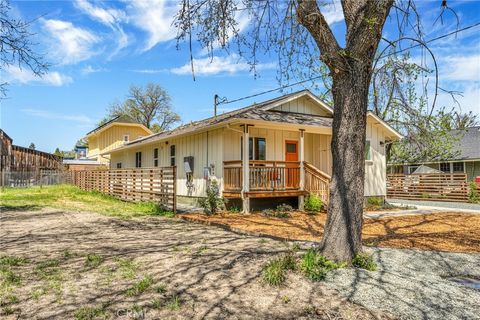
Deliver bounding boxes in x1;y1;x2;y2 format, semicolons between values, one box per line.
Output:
180;212;480;253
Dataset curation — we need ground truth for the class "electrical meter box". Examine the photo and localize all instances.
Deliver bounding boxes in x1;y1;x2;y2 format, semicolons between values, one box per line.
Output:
183;156;194;174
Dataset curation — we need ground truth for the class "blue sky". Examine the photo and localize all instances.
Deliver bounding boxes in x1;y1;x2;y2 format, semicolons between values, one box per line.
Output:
1;0;479;152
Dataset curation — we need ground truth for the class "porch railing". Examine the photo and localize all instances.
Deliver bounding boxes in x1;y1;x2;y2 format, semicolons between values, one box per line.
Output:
304;162;331;204
223;160;301;192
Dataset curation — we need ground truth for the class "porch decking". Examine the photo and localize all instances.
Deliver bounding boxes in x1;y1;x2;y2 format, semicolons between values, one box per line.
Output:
223;160;330;202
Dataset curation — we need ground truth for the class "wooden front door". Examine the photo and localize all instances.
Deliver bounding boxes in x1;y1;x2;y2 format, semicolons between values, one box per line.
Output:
285;140;299;188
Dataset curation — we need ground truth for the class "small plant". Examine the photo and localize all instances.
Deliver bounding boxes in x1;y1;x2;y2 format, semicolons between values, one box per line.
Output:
261;209;276;217
166;295;181;311
468;182;480;204
84;254;103;268
73;305;107;320
262;253;296;286
276;203;293;215
299;249;345;281
0;256;28;267
352;253;377;271
304;194;323;213
116;258;138;280
126;275;153;297
155;284;167;294
262;204;293;218
420;192;430;199
366;197;384;207
198;180;225;215
228;206;241;214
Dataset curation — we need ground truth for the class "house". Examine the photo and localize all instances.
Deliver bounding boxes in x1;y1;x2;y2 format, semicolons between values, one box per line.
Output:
103;90;401;212
388;126;480;181
74;144;88;159
84;115;153;165
63;159;106;171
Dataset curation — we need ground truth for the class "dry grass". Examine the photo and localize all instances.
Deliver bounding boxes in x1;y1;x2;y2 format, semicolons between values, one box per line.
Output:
182;212;480;253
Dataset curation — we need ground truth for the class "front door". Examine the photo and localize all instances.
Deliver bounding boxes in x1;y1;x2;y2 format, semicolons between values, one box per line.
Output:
285;140;299;188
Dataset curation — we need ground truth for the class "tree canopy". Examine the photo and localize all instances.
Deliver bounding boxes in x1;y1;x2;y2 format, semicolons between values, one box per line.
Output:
105;83;181;133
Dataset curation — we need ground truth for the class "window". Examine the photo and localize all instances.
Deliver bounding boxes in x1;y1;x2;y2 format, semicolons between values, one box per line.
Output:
123;135;129;142
241;137;266;161
170;145;176;166
452;162;464;172
153;148;159;167
135;152;142;168
365;140;372;161
116;162;122;169
440;162;450;173
408;166;419;174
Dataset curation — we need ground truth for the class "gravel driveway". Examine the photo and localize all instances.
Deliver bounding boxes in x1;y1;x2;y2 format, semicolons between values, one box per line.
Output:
322;247;480;320
1;207;479;319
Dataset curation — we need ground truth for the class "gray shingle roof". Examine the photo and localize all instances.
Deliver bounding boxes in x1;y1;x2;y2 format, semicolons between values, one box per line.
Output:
125;90;330;146
453;126;480;160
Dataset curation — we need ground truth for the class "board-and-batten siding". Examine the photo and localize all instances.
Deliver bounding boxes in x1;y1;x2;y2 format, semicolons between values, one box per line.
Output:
110;129;224;197
271;96;331;116
364;119;387;197
87;125;150;163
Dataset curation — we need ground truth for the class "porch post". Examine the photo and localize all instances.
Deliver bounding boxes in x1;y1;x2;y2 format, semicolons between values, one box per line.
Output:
242;124;250;213
299;129;305;211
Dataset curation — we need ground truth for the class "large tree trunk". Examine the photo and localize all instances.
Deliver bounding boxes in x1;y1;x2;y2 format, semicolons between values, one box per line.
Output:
320;64;371;262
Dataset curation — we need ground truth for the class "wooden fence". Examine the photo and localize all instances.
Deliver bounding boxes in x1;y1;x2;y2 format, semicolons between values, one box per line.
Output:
72;167;176;212
387;173;469;202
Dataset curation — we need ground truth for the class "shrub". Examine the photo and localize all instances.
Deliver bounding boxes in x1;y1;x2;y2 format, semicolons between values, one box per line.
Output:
352;253;377;271
261;204;292;218
198;180;225;215
304;194;323;213
262;253;296;286
468;182;480;204
299;249;345;281
366;197;384;207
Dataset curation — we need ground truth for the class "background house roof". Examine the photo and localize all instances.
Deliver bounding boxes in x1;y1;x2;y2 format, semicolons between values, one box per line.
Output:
452;126;480;160
85;115;140;136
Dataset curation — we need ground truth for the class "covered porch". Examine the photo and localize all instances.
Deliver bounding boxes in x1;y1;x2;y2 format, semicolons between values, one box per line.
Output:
222;123;331;212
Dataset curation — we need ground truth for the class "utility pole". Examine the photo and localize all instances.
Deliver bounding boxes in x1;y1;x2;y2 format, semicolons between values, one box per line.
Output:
214;94;218;117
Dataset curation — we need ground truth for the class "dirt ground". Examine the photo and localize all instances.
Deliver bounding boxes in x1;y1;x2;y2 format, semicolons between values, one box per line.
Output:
0;207;393;320
182;212;480;253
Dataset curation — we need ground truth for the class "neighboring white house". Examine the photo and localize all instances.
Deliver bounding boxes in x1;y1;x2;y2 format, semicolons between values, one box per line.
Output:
103;90;401;212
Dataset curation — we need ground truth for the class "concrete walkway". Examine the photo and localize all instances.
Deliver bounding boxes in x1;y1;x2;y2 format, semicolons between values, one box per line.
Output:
388;198;480;215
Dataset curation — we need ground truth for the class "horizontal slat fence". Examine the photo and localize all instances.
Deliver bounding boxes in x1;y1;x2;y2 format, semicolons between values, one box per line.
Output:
387;173;469;202
72;167;176;212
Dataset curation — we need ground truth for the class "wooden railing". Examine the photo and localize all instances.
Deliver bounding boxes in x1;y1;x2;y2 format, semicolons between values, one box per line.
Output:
387;173;468;202
304;162;331;204
72;167;176;211
223;160;301;192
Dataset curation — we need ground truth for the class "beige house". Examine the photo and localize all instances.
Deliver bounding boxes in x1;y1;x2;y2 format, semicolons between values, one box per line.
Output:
104;90;401;212
85;115;152;165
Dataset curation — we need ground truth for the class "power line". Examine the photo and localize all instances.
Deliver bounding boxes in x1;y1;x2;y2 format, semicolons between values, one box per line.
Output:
218;21;480;106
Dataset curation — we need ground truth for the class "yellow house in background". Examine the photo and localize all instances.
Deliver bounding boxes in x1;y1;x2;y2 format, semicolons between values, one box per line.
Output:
85;115;152;165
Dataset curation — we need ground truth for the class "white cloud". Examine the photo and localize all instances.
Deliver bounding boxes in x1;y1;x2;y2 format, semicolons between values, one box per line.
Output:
42;19;100;64
73;0;129;56
74;0;126;25
4;66;72;86
132;69;168;74
126;0;178;51
81;65;107;75
442;54;480;81
21;109;93;124
171;54;275;76
321;1;344;25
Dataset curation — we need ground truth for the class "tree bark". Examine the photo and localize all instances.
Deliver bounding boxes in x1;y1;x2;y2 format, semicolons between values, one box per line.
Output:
320;62;371;262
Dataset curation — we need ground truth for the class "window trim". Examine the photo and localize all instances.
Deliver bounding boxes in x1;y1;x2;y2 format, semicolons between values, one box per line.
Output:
365;140;372;161
135;151;142;168
170;145;176;166
153;148;159;167
241;137;266;161
452;161;464;173
439;162;450;173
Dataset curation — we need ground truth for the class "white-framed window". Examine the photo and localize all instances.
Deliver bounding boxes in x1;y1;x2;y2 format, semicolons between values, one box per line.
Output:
153;148;159;167
452;162;464;172
241;137;266;160
135;152;142;168
123;135;129;142
439;162;450;173
365;140;372;161
170;145;176;166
